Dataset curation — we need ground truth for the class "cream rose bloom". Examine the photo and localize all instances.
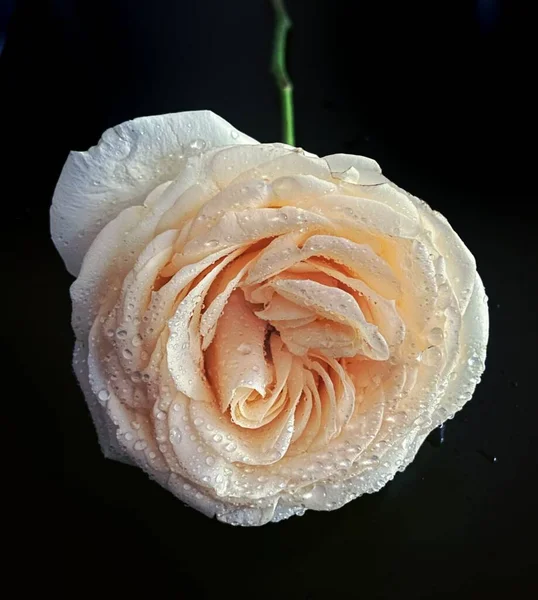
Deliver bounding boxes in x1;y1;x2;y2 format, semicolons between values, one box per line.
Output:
51;111;488;526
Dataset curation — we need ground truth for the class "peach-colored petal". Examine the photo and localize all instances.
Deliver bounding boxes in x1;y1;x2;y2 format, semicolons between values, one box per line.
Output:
272;279;389;360
254;294;315;322
167;249;245;403
205;289;272;413
179;206;333;267
199;253;257;350
308;259;406;350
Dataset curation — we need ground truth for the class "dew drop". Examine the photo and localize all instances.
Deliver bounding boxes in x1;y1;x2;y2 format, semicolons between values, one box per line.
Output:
427;327;444;345
419;346;443;367
213;434;223;443
122;348;133;359
467;354;482;369
268;450;281;462
230;129;239;139
97;389;110;402
116;329;128;339
132;334;143;347
205;456;215;466
194;417;204;427
134;440;147;451
237;343;252;355
169;428;182;443
124;432;133;441
189;138;206;151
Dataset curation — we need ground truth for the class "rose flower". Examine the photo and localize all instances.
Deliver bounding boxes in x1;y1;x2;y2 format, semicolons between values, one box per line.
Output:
51;111;488;525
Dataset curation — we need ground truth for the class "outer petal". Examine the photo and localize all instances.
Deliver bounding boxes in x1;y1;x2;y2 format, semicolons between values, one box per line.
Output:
51;111;257;276
388;181;478;313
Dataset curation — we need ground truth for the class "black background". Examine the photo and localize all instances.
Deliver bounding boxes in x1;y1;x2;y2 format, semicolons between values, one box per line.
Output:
2;0;537;597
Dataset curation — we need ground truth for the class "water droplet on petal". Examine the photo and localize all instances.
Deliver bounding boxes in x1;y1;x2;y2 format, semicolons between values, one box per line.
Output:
419;346;443;367
237;343;252;355
97;389;110;402
268;450;281;462
169;428;182;443
467;354;482;369
189;138;206;151
427;327;444;345
134;440;147;451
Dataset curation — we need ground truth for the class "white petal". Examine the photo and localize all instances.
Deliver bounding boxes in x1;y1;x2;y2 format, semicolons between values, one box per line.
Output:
431;273;489;424
51;111;256;276
73;341;127;463
388;181;478;313
210;143;294;189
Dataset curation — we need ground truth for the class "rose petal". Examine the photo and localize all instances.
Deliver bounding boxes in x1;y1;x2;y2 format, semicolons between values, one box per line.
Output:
210;143;294;189
205;289;272;414
179;206;333;266
51;111;256;276
200;252;257;350
271;279;389;360
167;249;245;403
308;259;406;350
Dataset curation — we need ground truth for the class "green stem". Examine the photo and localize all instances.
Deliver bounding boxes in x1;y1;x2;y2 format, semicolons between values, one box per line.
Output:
271;0;295;146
